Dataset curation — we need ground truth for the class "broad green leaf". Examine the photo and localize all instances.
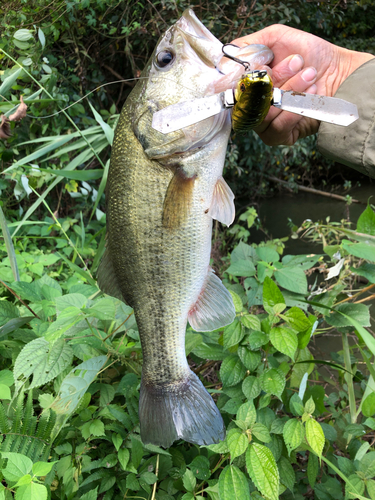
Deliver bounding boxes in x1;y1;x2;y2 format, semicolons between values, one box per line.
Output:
274;266;307;294
304;397;315;415
367;479;375;500
118;448;130;471
1;453;33;482
229;291;243;313
242;376;261;400
223;319;244;349
14;338;73;391
342;239;375;262
130;436;144;469
248;330;269;350
218;465;250;500
282;307;311;331
13;474;32;487
355;263;375;284
252;423;271;443
80;488;99;500
362;392;375;417
246;443;279;500
355;442;370;462
278;456;295;491
15;482;47;500
227;428;248;461
220;355;246;387
256;246;279;263
182;469;196;493
192;342;225;361
189;456;211;480
289;394;304;417
269;326;298;360
185;332;202;356
237;346;261;372
283;419;304;455
226;260;256;277
357;204;375;235
0;301;20;326
326;303;370;328
0;370;14;387
85;297;116;321
32;461;56;477
112;434;123;452
90;420;105;437
181;494;194;500
305;418;325;458
263;276;285;314
51;355;106;415
261;368;285;399
240;314;261;330
0;385;11;400
14;29;34;41
307;452;319;488
55;293;87;311
345;474;365;499
45;306;83;342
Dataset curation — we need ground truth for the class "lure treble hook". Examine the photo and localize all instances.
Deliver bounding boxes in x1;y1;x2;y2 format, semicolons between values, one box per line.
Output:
222;44;251;71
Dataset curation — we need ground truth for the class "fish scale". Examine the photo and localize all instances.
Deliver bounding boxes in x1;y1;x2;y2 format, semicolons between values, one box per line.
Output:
98;9;274;448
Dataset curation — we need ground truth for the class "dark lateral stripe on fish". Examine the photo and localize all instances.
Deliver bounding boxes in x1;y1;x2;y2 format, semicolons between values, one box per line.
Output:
162;168;197;230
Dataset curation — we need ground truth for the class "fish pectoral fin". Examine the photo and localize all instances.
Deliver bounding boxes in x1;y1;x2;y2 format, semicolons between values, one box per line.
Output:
188;267;235;332
163;168;196;230
140;370;225;448
208;176;235;227
97;247;125;302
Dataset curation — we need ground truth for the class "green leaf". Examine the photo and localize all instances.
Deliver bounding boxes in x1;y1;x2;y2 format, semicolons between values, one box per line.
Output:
252;423;271;443
85;298;116;321
282;307;311;331
237;400;256;428
193;342;225;361
185;332;202;356
0;384;11;400
242;376;261;400
304;396;315;415
326;303;370;328
0;68;23;97
367;479;375;500
80;488;99;500
0;370;14;387
1;453;33;482
363;393;375;417
88;102;114;146
240;314;261;330
283;419;304;455
218;465;250;500
14;29;34;41
226;260;256;277
342;239;375;262
355;263;375;284
130;436;144;469
357;204;375;235
220;355;246;387
274;266;307;294
345;474;365;499
14;338;74;391
112;434;123;452
256;247;279;263
262;276;285;314
0;206;20;281
278;456;295;491
238;347;261;372
230;291;243;313
182;469;196;493
269;326;298;360
307;452;319;488
261;368;285;399
246;443;279;500
0;301;20;326
118;448;130;471
90;420;105;437
15;482;47;500
223;319;244;349
51;355;106;415
32;461;56;477
227;428;248;460
305;418;325;458
189;456;211;480
13;474;32;487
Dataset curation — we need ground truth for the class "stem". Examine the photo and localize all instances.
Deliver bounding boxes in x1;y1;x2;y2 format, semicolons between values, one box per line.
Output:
341;331;357;425
150;454;159;500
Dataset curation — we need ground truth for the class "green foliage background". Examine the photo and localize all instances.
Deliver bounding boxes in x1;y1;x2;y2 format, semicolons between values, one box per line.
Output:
1;1;375;500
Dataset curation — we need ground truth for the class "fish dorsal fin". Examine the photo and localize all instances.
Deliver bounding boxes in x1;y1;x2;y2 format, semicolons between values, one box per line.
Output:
97;247;125;302
163;168;196;230
188;267;235;332
208;176;235;227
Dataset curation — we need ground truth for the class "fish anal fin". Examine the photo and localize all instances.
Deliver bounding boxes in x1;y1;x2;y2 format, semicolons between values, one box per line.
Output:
163;168;196;230
97;247;125;302
140;370;225;448
188;267;235;332
208;176;235;227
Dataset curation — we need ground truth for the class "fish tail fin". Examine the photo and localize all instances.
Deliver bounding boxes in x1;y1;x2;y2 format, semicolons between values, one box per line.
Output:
139;370;225;448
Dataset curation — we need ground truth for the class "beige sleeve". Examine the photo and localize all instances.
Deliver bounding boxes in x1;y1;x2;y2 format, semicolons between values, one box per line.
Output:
317;58;375;178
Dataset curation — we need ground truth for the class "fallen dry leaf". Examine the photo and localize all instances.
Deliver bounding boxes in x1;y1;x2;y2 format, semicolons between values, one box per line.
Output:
0;115;12;139
9;95;28;121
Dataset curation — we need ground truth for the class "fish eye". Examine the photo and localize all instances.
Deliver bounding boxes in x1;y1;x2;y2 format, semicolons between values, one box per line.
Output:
155;50;175;69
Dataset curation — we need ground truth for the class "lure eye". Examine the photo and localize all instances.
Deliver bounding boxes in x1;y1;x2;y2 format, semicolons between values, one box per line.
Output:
156;50;175;69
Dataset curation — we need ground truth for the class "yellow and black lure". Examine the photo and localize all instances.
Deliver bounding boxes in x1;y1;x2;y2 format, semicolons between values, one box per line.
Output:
232;70;273;132
222;44;273;133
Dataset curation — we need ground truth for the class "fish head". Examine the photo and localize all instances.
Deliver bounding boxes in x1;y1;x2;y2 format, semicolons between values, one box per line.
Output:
133;9;273;159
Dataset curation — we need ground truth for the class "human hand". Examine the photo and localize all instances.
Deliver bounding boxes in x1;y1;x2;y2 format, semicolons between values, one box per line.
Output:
231;25;374;145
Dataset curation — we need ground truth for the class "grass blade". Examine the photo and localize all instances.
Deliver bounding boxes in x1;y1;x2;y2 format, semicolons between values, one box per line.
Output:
0;206;20;281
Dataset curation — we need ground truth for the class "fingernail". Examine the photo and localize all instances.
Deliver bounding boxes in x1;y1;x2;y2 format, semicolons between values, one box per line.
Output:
301;67;317;83
288;54;304;73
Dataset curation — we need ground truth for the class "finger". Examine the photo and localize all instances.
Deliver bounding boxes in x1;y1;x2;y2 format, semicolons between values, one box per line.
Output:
270;54;304;87
281;67;317;92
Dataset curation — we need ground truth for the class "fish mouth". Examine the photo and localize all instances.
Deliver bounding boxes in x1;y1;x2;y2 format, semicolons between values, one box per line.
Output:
175;9;223;68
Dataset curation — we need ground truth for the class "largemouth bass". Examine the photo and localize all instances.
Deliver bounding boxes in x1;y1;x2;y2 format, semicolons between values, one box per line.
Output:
98;9;273;448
